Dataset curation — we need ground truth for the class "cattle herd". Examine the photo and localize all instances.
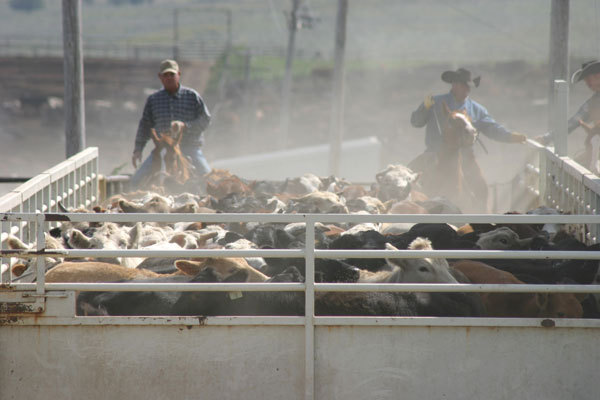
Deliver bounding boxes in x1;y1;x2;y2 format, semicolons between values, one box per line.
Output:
6;165;600;319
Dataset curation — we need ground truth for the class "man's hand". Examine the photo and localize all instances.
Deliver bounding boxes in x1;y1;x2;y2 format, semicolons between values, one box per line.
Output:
132;150;142;169
533;133;552;146
424;94;434;110
510;132;528;144
170;120;186;135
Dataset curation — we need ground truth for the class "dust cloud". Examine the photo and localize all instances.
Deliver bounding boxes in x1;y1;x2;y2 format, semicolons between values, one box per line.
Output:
0;0;597;213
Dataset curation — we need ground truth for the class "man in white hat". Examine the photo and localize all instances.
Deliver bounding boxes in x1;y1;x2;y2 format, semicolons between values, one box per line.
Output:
130;59;211;188
535;60;600;145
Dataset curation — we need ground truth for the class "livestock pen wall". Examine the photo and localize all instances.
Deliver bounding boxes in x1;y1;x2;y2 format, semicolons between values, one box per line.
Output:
2;212;600;400
2;144;600;400
2;320;598;399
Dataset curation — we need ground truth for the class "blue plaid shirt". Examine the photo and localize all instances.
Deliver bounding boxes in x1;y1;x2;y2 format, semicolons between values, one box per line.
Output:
565;91;600;133
537;91;600;144
411;91;513;151
134;84;211;153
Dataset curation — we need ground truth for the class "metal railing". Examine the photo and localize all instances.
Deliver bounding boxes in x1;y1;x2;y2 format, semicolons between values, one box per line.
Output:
513;140;600;244
3;211;600;295
3;211;600;400
0;147;98;278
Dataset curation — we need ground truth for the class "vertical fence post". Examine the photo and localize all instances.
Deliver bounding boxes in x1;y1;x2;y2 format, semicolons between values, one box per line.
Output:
553;80;568;157
328;0;348;177
304;215;315;400
539;147;548;206
35;213;46;295
280;0;300;149
62;0;86;158
548;0;570;131
329;0;348;176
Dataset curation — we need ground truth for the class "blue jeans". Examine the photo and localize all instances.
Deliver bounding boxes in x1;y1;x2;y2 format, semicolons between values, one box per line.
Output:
130;147;211;189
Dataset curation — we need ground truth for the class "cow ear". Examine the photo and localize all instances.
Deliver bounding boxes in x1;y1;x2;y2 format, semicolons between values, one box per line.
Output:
517;237;533;249
175;260;204;276
385;242;401;267
535;293;548;310
11;263;28;277
573;292;588;303
7;235;28;250
385;242;398;251
119;199;142;213
197;231;219;246
69;229;92;249
128;222;143;249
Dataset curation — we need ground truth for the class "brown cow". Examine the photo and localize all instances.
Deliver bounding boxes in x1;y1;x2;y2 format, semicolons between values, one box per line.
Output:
204;169;253;200
175;257;269;283
45;261;165;283
452;260;583;318
45;257;268;283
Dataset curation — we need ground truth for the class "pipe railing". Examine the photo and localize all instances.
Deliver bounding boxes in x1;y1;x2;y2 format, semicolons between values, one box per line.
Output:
3;211;600;400
0;148;98;279
514;140;600;244
2;211;600;295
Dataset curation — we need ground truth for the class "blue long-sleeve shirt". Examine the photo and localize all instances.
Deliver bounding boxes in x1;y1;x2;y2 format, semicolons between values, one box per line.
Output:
134;85;211;154
410;91;513;152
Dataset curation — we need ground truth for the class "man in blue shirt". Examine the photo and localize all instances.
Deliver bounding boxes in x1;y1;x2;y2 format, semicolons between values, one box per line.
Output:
411;68;527;153
535;60;600;145
409;68;526;212
130;59;211;188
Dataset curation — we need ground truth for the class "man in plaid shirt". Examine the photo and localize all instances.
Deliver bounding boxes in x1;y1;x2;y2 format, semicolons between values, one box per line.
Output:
130;59;211;188
535;60;600;145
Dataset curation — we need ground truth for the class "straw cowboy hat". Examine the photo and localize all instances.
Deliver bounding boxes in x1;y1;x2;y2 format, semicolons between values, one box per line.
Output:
571;60;600;83
441;68;481;88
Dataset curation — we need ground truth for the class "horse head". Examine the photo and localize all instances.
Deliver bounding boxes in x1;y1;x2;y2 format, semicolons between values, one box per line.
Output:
141;128;194;190
441;102;478;150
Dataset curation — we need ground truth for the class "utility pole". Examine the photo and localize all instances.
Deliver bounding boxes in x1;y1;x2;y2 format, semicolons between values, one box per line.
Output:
280;0;300;149
548;0;570;132
225;8;233;49
62;0;85;158
328;0;348;177
173;8;179;60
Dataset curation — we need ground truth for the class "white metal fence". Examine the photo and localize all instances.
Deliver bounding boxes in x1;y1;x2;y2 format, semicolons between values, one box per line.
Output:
0;147;98;278
512;140;600;244
1;211;600;400
2;156;600;399
2;211;600;309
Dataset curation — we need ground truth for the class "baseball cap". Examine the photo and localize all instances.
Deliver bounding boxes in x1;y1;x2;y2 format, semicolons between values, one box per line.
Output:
159;59;179;75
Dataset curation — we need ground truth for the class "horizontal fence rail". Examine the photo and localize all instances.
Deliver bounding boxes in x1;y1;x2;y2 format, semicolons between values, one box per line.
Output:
2;211;600;297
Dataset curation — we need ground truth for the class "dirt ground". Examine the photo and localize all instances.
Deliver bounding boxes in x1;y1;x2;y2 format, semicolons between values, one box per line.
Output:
0;57;593;212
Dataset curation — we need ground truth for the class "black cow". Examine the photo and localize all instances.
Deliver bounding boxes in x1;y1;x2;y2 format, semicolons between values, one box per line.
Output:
76;274;192;316
328;229;390;272
387;223;477;251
